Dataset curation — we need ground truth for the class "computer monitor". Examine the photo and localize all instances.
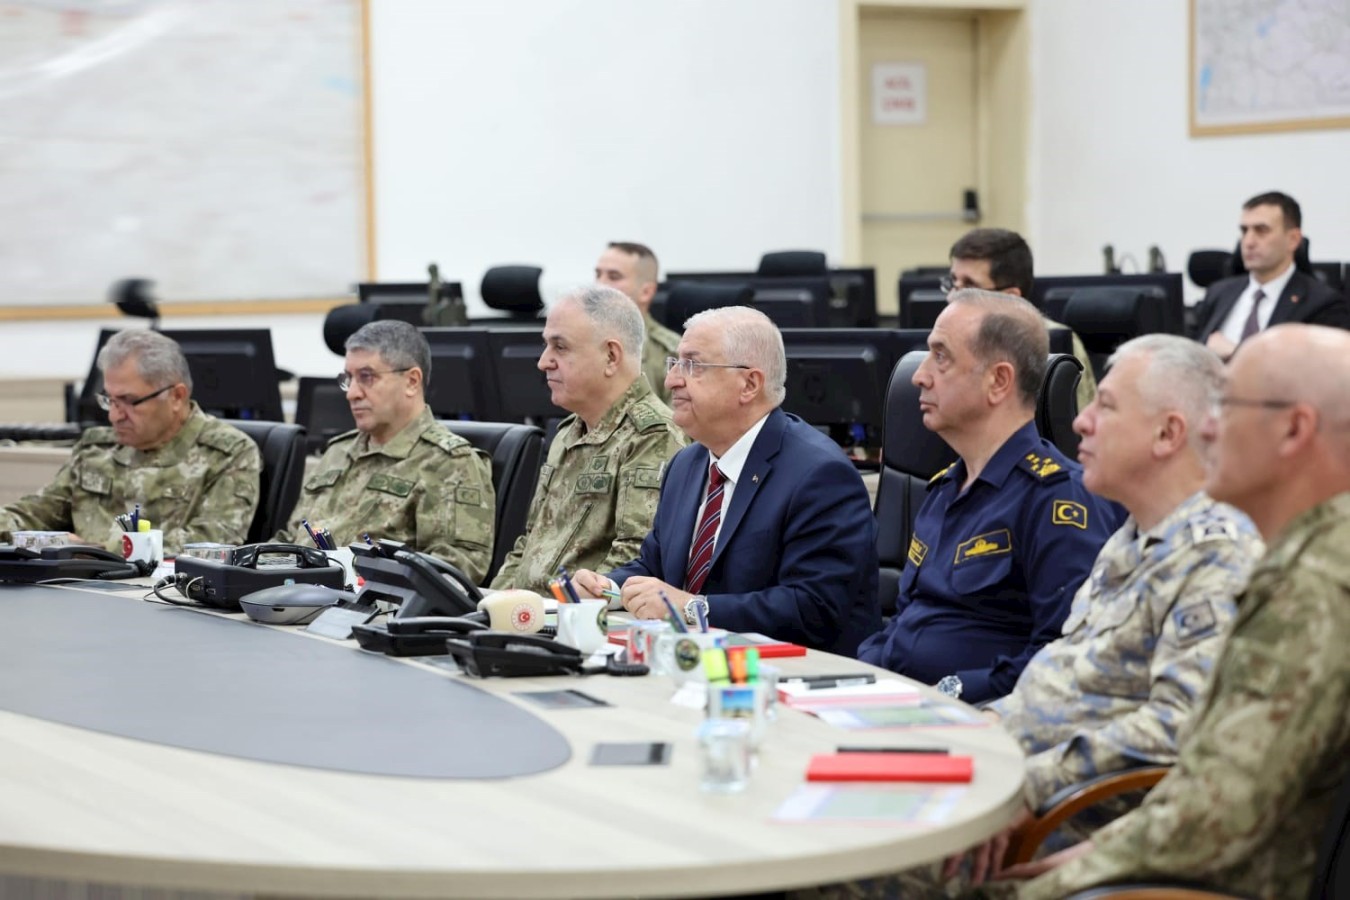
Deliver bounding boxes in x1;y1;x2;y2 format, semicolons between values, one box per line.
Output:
830;267;878;328
752;287;818;328
295;376;355;453
780;328;931;450
74;328;284;425
356;281;464;328
903;289;948;329
420;327;499;421
897;273;944;327
1033;272;1185;336
486;328;557;423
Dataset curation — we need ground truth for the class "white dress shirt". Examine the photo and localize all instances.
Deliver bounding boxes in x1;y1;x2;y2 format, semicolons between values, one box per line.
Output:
1218;262;1296;345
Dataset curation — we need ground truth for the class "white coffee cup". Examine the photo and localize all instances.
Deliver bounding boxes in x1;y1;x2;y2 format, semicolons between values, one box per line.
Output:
120;529;164;566
555;600;609;654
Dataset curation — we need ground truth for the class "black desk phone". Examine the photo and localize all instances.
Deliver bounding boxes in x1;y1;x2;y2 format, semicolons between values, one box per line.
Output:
0;543;139;583
351;539;482;618
172;542;344;609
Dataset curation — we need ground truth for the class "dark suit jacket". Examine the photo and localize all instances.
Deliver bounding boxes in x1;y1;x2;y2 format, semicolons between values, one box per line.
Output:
609;408;880;657
1191;271;1349;343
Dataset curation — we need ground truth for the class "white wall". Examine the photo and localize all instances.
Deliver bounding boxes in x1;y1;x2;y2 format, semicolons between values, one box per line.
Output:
1026;0;1350;299
368;0;843;311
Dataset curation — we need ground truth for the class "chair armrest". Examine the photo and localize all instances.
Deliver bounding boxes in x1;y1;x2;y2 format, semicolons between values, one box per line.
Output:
1062;884;1252;899
1004;765;1170;866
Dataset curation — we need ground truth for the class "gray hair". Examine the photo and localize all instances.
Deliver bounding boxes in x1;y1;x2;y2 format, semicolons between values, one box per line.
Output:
1106;335;1224;450
97;329;193;393
345;320;431;394
557;284;646;365
947;288;1048;408
683;305;786;406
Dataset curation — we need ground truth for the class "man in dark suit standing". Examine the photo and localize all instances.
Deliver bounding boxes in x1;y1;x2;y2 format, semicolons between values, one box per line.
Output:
1191;191;1348;360
574;306;880;657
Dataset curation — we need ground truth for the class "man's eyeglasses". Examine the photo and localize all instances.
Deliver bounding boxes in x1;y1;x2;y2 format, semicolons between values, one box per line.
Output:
337;368;412;391
940;274;1014;296
95;384;175;411
1214;396;1297;413
665;357;751;379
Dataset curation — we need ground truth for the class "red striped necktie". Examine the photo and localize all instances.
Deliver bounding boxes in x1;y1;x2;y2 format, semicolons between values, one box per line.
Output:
685;463;726;594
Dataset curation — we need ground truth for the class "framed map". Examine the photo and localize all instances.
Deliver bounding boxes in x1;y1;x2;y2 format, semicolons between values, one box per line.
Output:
0;0;367;308
1191;0;1350;136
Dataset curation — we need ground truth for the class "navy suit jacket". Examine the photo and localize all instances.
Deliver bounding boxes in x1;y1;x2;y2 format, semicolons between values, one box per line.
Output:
609;408;880;657
1192;271;1349;343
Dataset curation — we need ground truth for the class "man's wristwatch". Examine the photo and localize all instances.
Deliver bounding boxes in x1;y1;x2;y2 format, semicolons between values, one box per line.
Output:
683;595;709;626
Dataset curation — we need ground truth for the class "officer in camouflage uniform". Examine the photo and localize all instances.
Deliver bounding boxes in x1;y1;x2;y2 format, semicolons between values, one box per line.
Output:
0;330;260;554
275;320;494;583
491;285;685;593
595;241;681;405
991;324;1350;900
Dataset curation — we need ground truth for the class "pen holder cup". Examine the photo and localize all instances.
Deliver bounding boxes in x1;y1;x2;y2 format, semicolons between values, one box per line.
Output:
324;548;357;590
120;529;163;566
651;632;723;682
706;681;770;748
623;620;671;666
555;600;608;654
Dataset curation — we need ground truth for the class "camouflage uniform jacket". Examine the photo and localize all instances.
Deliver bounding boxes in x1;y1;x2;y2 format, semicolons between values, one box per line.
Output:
0;404;260;554
490;377;685;593
1018;491;1350;900
990;491;1262;810
276;407;494;584
642;313;681;406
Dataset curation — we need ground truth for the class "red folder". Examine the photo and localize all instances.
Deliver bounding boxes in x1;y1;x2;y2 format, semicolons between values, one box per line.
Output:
805;753;974;783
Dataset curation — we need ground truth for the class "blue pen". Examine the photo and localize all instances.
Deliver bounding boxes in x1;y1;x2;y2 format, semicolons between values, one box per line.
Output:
557;567;583;604
695;601;708;633
132;503;140;531
659;590;689;633
363;532;375;547
301;519;324;549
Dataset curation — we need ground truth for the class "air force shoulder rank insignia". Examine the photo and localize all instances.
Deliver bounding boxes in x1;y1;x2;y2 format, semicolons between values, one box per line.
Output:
1023;452;1064;479
1052;499;1089;529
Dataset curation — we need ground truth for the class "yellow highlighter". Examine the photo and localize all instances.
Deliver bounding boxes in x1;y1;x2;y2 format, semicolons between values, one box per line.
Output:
702;647;730;684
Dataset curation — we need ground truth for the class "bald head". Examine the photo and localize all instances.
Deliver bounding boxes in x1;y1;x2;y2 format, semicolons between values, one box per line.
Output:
1207;324;1350;538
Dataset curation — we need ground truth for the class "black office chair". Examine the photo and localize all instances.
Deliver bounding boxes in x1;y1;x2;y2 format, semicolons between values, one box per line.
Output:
439;420;545;584
322;303;380;355
1036;353;1084;459
480;265;545;320
1186;249;1234;289
294;376;355;454
665;281;755;329
756;250;828;278
223;420;307;543
873;351;957;617
1059;287;1170;381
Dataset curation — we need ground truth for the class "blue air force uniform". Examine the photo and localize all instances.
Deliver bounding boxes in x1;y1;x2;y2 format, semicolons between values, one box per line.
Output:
859;422;1124;703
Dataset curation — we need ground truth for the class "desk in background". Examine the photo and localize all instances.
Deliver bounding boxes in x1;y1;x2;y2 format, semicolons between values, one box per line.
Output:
0;583;1025;899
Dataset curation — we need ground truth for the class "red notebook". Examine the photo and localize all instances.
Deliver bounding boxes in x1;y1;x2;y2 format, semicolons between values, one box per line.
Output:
805;753;974;783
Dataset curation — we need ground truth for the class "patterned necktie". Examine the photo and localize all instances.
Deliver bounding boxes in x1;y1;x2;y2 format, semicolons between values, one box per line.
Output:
685;463;726;594
1239;288;1267;342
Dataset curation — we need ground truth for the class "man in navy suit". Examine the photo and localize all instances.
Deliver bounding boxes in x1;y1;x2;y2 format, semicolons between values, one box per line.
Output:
574;306;880;657
1191;191;1349;360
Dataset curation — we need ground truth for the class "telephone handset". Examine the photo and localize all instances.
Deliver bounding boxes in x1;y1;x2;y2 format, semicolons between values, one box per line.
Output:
446;631;585;678
392;548;482;618
0;543;139;582
230;543;330;570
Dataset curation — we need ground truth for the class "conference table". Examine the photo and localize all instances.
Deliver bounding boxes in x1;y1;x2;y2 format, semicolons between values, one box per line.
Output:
0;580;1025;899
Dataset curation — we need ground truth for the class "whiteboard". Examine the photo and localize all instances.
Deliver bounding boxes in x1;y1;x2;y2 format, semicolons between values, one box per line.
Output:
1191;0;1350;135
0;0;366;306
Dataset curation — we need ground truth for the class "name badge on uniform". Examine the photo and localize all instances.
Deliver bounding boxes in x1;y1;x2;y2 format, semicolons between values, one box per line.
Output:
954;529;1011;564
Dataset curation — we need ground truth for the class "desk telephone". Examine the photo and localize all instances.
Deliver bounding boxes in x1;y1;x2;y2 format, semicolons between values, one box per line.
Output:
0;543;139;583
351;538;482;618
172;542;345;609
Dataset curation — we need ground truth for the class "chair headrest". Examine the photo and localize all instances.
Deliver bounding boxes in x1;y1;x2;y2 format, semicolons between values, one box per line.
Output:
480;265;544;315
757;250;828;278
322;303;380;355
666;281;755;329
1186;249;1232;288
883;351;957;479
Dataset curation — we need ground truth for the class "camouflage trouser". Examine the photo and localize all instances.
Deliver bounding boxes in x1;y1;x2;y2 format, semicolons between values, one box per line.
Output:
789;861;958;900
